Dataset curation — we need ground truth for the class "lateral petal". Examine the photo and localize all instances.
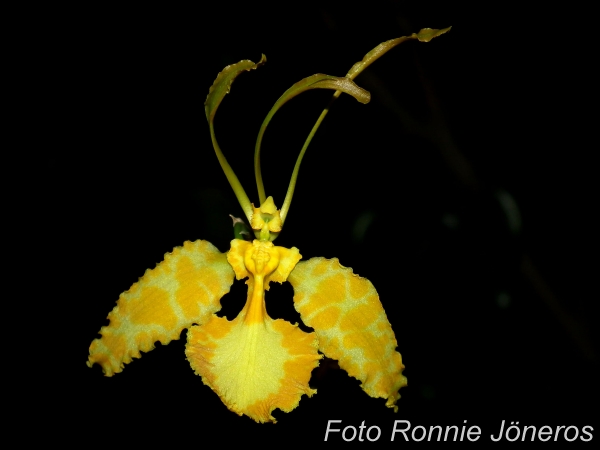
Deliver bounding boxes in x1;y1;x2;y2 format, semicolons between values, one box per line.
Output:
186;297;320;422
227;239;252;280
288;257;407;411
265;246;302;287
87;240;234;376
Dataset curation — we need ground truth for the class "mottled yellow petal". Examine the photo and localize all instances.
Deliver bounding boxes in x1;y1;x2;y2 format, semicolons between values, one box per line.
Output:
288;257;407;410
87;240;234;376
186;280;320;423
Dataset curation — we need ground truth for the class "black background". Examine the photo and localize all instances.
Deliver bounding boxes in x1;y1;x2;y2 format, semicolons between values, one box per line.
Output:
42;2;597;444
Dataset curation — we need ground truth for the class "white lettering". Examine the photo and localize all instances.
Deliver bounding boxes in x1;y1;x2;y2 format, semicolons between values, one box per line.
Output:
505;421;520;442
466;425;481;442
358;421;366;442
538;425;552;442
366;425;381;442
391;420;410;441
411;425;426;442
460;420;467;441
580;426;593;442
553;426;565;441
444;425;459;441
521;425;536;441
324;420;341;441
428;425;442;441
563;425;579;442
490;420;505;442
342;425;357;442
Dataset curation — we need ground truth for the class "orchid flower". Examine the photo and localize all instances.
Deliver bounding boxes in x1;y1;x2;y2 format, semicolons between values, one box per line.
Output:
87;27;450;423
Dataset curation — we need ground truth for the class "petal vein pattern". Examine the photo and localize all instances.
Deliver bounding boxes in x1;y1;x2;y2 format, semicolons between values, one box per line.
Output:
87;240;235;376
288;257;407;410
186;311;320;423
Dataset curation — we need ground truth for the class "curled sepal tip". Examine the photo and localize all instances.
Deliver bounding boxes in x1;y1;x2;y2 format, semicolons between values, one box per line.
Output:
416;27;452;42
259;74;370;137
276;74;370;106
346;27;451;80
255;74;369;205
205;54;267;122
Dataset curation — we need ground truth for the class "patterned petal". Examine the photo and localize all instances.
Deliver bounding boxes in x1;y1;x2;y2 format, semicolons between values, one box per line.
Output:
186;282;320;423
265;246;302;287
288;257;407;410
87;240;234;376
226;239;252;280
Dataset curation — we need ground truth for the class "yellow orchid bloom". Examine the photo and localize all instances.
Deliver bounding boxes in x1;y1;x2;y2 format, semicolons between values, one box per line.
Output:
87;27;450;423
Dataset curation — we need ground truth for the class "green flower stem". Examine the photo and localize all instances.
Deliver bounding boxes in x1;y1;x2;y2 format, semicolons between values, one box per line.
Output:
209;122;254;222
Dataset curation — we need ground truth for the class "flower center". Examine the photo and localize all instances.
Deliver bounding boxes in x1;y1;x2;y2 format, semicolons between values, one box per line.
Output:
244;240;280;276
